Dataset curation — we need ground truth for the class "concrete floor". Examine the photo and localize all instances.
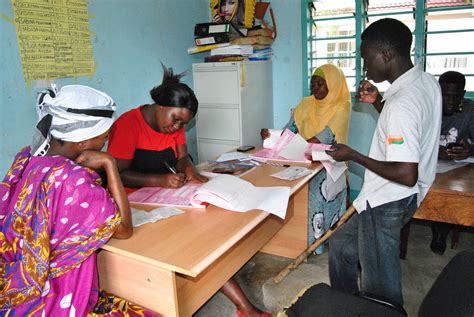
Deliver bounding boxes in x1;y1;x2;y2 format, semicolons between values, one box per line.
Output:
194;220;474;317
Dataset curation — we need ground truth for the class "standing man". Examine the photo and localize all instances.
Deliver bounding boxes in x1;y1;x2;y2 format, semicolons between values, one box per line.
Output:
326;18;442;306
431;71;474;255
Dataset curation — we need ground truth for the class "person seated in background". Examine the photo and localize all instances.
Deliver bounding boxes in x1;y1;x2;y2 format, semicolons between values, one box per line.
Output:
0;85;156;316
431;70;474;255
261;63;351;254
108;65;270;317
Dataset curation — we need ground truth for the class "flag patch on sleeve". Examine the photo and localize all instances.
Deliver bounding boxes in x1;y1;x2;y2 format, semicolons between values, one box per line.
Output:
388;136;404;145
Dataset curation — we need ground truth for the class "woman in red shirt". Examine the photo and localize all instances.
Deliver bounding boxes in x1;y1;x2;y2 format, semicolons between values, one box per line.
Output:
108;65;270;317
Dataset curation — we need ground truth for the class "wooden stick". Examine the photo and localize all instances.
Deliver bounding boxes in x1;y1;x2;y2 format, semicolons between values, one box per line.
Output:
273;205;356;284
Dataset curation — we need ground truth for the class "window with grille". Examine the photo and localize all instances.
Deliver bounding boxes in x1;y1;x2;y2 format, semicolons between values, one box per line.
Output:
302;0;474;97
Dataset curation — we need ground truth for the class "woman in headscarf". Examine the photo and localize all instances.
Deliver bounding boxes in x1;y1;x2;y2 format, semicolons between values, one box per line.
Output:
0;85;153;316
261;64;351;253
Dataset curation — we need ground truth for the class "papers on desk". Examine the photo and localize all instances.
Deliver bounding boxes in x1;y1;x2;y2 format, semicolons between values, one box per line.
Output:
216;152;250;162
271;166;313;181
131;206;184;227
252;129;311;164
129;175;290;219
128;182;205;208
455;157;474;163
436;159;469;173
190;174;290;219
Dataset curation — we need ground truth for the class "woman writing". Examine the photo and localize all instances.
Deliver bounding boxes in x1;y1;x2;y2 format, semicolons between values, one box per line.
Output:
0;85;153;316
108;65;270;317
261;64;351;253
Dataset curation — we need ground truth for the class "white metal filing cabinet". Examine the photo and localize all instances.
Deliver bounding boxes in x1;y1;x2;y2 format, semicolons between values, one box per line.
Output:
192;61;273;163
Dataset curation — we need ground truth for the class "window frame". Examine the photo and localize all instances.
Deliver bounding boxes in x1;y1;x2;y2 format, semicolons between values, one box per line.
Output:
301;0;474;99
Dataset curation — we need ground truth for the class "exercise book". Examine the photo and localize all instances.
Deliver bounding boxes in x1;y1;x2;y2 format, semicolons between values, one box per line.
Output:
128;182;205;208
189;174;290;219
128;175;290;219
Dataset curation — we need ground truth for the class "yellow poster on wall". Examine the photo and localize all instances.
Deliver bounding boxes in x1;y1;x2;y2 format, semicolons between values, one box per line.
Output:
11;0;95;81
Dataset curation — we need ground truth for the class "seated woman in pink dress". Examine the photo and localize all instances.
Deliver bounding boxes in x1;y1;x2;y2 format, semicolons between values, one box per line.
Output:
0;85;153;316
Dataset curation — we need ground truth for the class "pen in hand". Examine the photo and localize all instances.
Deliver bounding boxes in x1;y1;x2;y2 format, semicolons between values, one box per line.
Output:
163;161;177;174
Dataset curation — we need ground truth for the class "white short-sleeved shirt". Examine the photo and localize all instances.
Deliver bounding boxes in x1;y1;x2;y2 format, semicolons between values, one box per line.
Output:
353;65;442;213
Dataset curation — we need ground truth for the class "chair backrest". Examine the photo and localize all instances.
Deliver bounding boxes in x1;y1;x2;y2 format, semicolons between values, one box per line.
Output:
418;250;474;317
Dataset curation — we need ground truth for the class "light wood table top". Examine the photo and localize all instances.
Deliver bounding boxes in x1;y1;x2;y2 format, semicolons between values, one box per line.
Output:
414;163;474;226
429;163;474;195
101;163;322;278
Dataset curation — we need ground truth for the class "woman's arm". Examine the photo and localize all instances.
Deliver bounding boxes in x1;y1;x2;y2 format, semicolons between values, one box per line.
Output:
75;151;133;239
103;157;133;239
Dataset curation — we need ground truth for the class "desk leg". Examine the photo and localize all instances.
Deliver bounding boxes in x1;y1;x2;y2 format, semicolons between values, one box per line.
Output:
260;184;309;258
97;250;179;316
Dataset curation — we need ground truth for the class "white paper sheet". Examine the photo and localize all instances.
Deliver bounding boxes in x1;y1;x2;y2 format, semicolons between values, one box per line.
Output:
131;206;184;227
270;166;313;181
322;172;347;201
263;129;283;149
190;174;290;219
216;152;250;162
436;160;469;173
454;157;474;163
279;133;309;160
311;150;335;162
321;161;347;181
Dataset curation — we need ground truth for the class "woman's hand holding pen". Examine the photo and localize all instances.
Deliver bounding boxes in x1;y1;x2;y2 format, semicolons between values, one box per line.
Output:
162;161;187;188
161;173;187;188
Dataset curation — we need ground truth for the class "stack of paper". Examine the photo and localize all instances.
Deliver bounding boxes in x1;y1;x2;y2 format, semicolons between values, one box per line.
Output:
210;44;254;56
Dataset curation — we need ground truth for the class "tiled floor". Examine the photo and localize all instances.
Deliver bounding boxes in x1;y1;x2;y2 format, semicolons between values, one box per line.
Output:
194;220;474;316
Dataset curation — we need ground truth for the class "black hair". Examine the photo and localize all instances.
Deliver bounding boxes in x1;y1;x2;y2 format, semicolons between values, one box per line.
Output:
439;71;466;89
361;18;412;58
149;64;198;115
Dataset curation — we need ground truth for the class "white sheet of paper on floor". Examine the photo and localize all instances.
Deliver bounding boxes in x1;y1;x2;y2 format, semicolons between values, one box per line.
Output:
131;206;184;227
270;166;313;181
263;129;283;149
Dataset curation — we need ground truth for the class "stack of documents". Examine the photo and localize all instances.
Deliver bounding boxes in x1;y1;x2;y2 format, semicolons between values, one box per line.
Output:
210;44;253;56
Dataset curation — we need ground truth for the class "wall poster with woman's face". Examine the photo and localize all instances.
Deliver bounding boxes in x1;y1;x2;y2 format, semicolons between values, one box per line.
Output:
210;0;256;28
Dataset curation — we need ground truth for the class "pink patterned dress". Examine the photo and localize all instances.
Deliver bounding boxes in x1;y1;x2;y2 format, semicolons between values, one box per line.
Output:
0;147;154;316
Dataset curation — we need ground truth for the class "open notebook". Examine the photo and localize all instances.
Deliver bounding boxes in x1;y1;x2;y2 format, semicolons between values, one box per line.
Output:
128;182;205;209
129;175;290;219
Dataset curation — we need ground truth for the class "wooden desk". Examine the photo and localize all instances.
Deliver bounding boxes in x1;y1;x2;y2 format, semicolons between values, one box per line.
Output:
98;163;322;316
414;163;474;226
400;163;473;259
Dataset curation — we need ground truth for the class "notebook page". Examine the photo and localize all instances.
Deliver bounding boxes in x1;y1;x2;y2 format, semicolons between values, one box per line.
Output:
190;174;290;219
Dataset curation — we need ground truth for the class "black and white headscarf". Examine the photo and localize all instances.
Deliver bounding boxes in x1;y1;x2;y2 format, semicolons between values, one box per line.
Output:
31;85;116;156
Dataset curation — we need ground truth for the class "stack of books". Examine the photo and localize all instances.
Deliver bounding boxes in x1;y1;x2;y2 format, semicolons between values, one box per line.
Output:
187;22;247;55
